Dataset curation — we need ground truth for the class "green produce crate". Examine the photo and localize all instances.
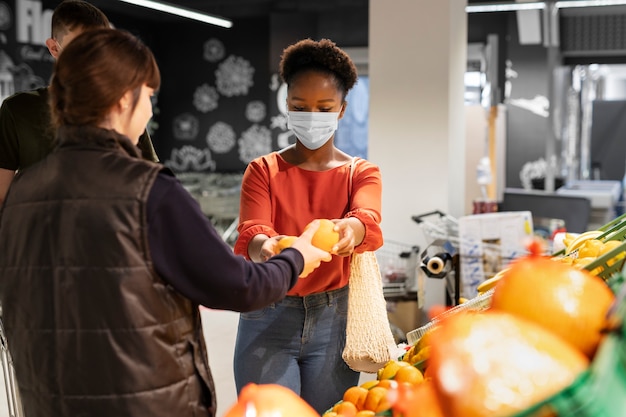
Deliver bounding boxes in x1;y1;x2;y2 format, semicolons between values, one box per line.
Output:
510;276;626;417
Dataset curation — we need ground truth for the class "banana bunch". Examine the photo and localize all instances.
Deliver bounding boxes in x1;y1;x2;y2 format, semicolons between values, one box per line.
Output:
556;231;625;273
562;230;603;255
402;328;435;366
476;267;509;294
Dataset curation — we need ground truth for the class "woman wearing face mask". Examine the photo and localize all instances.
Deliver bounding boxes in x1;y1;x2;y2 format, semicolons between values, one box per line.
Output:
233;38;384;414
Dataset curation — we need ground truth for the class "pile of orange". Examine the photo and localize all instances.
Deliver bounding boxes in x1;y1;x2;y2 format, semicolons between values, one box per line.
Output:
322;359;431;417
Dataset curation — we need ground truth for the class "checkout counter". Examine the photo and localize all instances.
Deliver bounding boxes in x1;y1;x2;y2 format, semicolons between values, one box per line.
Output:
500;180;623;233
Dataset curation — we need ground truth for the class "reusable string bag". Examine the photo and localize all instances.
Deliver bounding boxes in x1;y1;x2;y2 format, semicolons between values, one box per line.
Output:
341;157;396;373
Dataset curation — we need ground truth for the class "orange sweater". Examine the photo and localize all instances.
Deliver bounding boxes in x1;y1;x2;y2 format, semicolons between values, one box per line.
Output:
234;152;383;296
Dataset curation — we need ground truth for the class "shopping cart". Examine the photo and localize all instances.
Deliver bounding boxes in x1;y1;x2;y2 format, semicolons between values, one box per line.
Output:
374;240;420;301
0;318;23;417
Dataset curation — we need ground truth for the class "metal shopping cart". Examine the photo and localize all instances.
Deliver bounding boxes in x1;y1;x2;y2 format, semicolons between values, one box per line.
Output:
374;240;420;301
0;317;23;417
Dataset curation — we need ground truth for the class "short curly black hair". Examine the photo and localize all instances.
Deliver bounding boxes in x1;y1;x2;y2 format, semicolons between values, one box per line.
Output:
279;38;358;99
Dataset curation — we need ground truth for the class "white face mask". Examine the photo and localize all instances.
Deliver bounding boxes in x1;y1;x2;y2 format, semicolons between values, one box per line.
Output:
287;111;339;150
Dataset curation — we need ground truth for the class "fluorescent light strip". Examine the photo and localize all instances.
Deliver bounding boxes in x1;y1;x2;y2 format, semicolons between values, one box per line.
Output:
557;0;626;7
466;0;626;13
117;0;233;28
466;2;546;12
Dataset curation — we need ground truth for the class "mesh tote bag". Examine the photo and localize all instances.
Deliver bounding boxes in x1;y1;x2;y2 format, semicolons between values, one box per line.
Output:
342;158;397;373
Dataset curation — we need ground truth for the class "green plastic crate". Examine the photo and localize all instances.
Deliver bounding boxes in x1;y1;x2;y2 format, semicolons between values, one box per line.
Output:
510;277;626;417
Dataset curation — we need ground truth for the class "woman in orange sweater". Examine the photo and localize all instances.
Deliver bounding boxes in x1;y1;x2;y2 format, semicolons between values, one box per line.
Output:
233;38;384;413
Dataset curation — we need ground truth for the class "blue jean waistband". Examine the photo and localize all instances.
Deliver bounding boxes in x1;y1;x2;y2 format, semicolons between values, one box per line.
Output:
283;285;349;308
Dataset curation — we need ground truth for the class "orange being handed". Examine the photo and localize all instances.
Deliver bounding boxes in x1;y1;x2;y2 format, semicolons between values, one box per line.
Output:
363;386;392;413
305;218;340;252
343;385;369;411
276;235;297;251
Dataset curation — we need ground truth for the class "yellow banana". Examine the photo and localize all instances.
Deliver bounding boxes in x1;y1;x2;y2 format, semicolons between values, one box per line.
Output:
565;230;603;254
477;268;509;293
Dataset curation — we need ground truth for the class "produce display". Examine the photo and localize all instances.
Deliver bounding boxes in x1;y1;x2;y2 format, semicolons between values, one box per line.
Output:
223;216;626;417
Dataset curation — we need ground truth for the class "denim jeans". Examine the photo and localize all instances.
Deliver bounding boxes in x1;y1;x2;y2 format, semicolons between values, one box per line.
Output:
233;285;359;414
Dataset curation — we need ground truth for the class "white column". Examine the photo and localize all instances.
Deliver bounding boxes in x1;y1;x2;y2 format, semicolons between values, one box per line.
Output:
369;0;468;247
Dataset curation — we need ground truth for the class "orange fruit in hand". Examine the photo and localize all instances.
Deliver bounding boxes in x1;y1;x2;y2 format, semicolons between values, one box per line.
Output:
343;386;368;411
277;236;297;251
306;218;339;252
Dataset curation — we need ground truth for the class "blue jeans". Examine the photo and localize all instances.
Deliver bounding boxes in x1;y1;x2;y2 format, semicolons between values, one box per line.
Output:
233;285;359;414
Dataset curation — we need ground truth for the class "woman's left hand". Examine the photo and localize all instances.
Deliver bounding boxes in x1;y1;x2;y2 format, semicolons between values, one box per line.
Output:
332;219;356;257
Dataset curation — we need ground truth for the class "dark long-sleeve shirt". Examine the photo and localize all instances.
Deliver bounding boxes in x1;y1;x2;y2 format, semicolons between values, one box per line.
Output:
147;172;303;312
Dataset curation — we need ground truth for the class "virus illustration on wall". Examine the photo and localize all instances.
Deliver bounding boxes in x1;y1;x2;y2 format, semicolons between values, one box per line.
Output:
215;55;255;97
203;38;225;63
193;83;219;113
245;100;266;123
206;121;236;153
165;145;216;172
238;124;272;164
173;113;200;140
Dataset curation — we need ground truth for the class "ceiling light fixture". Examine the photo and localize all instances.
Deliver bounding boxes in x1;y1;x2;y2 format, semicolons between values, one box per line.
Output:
466;0;626;13
556;0;626;7
466;2;545;12
116;0;233;28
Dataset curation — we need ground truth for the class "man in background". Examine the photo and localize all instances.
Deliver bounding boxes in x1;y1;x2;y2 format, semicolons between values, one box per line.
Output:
0;0;158;205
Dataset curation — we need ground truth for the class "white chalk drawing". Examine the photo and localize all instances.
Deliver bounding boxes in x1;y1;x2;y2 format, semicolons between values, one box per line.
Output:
193;83;219;113
173;113;199;140
245;100;266;123
206;121;236;153
238;124;272;164
165;145;216;172
203;38;225;63
215;55;254;97
269;73;281;91
270;113;287;130
148;93;160;136
0;2;11;30
11;62;45;92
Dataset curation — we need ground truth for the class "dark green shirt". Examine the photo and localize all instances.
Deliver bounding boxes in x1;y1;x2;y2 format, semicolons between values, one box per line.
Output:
0;87;158;171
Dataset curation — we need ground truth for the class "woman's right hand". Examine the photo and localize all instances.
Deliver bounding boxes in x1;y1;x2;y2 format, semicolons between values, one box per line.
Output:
289;220;333;277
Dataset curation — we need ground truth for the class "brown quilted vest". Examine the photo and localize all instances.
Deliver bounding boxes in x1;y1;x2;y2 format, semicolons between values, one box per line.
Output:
0;126;216;417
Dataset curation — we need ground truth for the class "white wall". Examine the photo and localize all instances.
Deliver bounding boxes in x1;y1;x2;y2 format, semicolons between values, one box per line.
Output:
369;0;469;251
